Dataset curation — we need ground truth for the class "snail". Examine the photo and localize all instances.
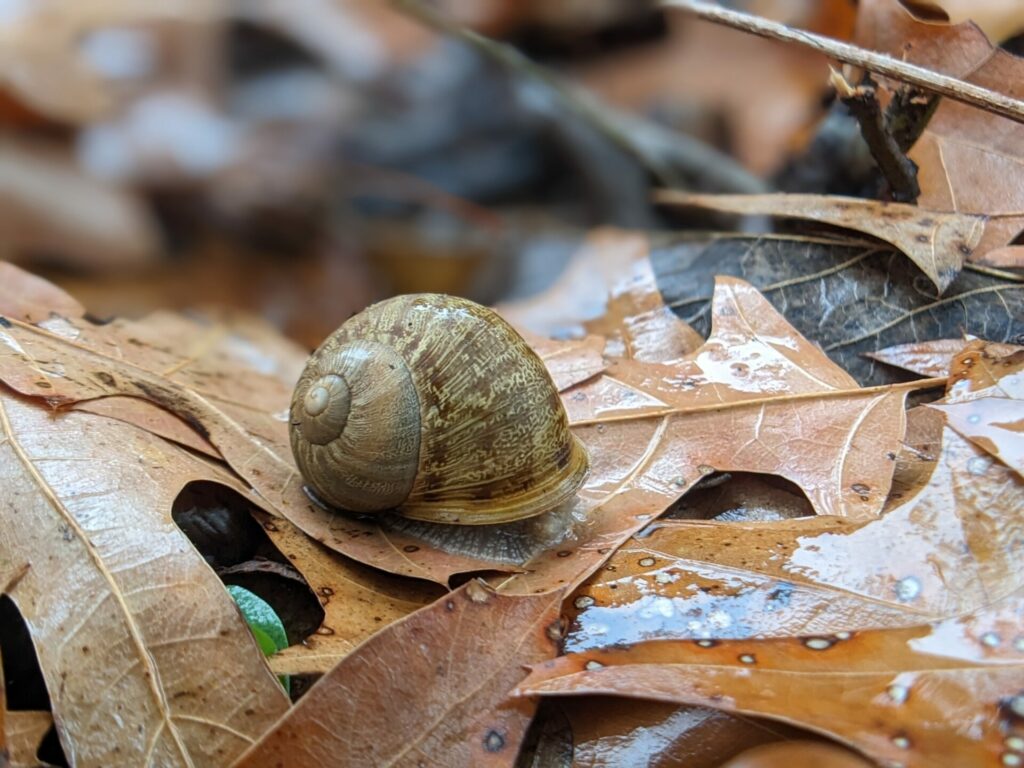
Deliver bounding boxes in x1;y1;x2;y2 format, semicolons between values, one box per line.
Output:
289;293;589;525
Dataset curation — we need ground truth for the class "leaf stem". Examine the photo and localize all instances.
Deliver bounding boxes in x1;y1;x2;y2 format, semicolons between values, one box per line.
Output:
662;0;1024;125
569;376;947;427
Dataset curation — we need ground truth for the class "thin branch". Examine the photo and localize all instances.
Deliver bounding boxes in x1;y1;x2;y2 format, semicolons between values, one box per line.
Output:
662;0;1024;125
570;377;947;428
392;0;766;193
830;68;919;202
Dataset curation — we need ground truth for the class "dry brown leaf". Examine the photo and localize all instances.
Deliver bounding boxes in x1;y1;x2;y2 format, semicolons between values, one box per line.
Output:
0;262;83;325
866;337;1024;377
929;341;1024;477
0;140;160;270
857;0;1024;261
4;710;54;768
565;423;1024;652
518;584;1024;768
498;230;703;364
655;191;984;292
234;582;562;768
0;389;290;767
902;0;1024;42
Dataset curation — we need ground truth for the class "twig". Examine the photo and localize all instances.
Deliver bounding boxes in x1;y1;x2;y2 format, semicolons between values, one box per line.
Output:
830;69;919;202
391;0;766;193
662;0;1024;125
885;87;941;152
570;376;947;427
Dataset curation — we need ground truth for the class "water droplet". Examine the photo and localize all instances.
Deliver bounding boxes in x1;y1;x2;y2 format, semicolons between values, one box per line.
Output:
697;464;715;475
851;482;871;496
1008;695;1024;719
982;632;1001;648
892;735;911;750
483;730;506;753
696;639;716;648
1003;754;1023;767
835;631;852;641
574;595;595;610
894;576;922;602
638;557;656;567
887;684;909;704
672;476;686;487
967;456;992;475
1006;736;1024;752
585;660;604;670
739;653;756;664
804;637;833;651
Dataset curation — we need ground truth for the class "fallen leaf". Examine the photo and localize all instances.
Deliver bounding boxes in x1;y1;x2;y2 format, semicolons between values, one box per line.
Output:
655;191;985;292
929;341;1024;477
253;509;443;676
4;710;53;768
857;0;1024;260
499;229;703;363
0;389;290;767
560;696;810;768
901;0;1024;43
865;338;1022;377
565;423;1024;652
0;262;83;325
518;585;1024;768
650;231;1024;385
233;582;562;768
721;741;877;768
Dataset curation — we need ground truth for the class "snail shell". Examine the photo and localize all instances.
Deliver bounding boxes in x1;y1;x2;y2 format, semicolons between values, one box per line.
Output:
289;294;589;525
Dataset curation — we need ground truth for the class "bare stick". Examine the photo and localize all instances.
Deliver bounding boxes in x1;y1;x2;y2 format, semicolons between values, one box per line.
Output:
392;0;765;193
662;0;1024;125
830;68;919;202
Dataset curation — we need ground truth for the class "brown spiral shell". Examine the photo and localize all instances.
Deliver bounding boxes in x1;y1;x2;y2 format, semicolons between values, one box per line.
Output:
289;294;589;525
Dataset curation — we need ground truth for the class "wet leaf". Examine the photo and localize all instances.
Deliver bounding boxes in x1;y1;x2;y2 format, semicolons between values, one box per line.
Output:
0;389;290;767
499;230;703;363
857;0;1024;260
651;232;1024;385
518;585;1024;768
930;341;1024;477
561;697;809;768
233;581;562;768
565;423;1024;652
656;192;984;292
721;741;876;768
865;338;1016;378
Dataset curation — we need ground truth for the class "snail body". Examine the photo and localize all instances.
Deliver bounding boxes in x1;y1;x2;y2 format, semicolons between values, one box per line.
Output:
290;294;588;525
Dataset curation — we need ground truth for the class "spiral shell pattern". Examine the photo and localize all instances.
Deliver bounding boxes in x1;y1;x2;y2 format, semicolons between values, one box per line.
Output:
289;294;589;525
